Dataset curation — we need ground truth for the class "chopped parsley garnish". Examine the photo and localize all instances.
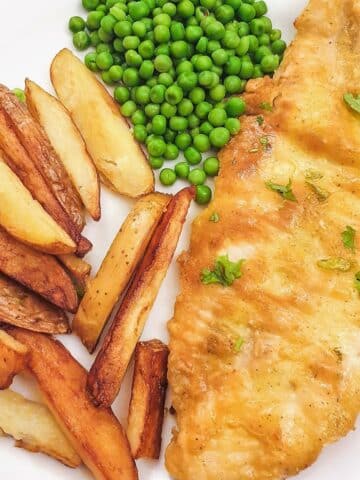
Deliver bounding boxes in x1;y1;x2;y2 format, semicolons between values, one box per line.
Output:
265;179;297;202
333;347;343;362
259;135;270;149
342;226;356;252
306;181;329;202
259;101;273;112
317;257;352;272
305;169;323;181
233;337;244;353
344;93;360;114
256;115;264;126
200;255;245;287
354;271;360;293
209;212;220;223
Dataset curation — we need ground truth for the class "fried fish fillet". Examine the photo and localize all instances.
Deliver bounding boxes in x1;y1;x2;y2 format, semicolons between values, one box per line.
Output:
166;1;360;479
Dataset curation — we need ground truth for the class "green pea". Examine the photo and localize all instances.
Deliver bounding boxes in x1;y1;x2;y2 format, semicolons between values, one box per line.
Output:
238;3;256;22
207;40;221;54
96;42;111;54
164;129;176;143
121;100;137;117
198;71;214;87
101;14;117;34
222;30;240;49
170;22;185;41
158;72;174;86
154;54;173;73
131;109;147;125
247;34;259;53
177;99;194;116
85;52;99;72
133;124;148;143
170;40;189;59
193;134;210;153
152;114;167;135
175;162;190;179
261;17;273;33
12;88;25;103
190;127;200;138
184;146;202;165
200;0;216;9
123;35;140;50
123;67;140;86
73;31;90;50
165;85;184;105
199;121;213;135
177;0;195;18
270;28;282;42
161;102;177;118
189;87;205;104
150;84;166;104
211;48;228;66
225;117;241;135
129;1;150;20
209;127;230;148
154;13;172;26
135;85;150;105
203;156;219;176
195;36;208;53
224;75;244;94
208;107;227;127
98;27;114;43
139;60;155;79
148;138;167;156
125;50;142;67
272;39;286;55
194;55;212;72
132;20;147;37
90;31;101;47
253;64;263;78
69;16;86;33
149;156;165;169
109;65;123;81
164;143;179;160
114;86;130;104
145;103;161;117
138;40;155;58
196;185;212;204
110;5;127;21
96;51;114;70
185;26;203;44
169;116;188;132
82;0;100;11
146;77;158;87
188;168;206;185
225;97;246;117
154;25;170;43
177;72;198;92
238;21;250;37
114;20;132;38
261;54;279;73
254;0;268;17
175;132;192;150
205;21;225;40
215;4;234;23
195;101;212;119
160;168;177;185
188;113;200;128
163;2;177;16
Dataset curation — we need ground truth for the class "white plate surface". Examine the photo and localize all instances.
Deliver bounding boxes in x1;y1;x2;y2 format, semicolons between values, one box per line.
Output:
1;0;359;478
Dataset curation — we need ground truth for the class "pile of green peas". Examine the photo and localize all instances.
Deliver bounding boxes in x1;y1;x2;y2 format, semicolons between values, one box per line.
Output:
69;0;285;204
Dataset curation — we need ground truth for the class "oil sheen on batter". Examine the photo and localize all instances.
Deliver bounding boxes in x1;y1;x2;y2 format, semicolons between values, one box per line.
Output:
166;0;360;479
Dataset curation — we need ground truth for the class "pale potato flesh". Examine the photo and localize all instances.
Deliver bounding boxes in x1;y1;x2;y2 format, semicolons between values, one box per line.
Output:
0;159;75;254
25;79;101;221
0;329;28;389
0;389;81;468
51;49;154;198
73;193;170;353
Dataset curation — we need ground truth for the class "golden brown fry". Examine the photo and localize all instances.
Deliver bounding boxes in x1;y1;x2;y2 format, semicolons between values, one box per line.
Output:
0;389;81;468
73;193;170;353
127;340;169;459
51;49;154;198
0;228;78;312
0;330;28;389
0;274;70;334
7;328;138;480
0;112;90;256
0;158;76;254
58;254;91;291
0;84;84;231
88;187;194;407
25;79;101;221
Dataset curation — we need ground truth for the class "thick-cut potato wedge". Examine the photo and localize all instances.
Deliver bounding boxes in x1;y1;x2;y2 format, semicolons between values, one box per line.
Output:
127;340;169;459
58;254;91;291
25;79;101;221
0;274;70;334
8;328;138;480
0;228;78;312
0;159;75;254
73;193;170;353
51;49;154;198
88;187;194;407
0;330;28;389
0;111;90;256
0;389;81;468
0;84;84;231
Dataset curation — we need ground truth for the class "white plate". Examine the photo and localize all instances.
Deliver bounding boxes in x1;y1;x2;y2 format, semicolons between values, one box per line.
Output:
1;1;359;478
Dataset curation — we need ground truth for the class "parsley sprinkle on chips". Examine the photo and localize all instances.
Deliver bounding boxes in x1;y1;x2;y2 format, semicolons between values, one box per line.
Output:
317;257;352;272
344;93;360;114
342;226;356;252
260;102;273;112
265;179;297;201
233;337;244;353
306;181;329;202
201;255;245;287
256;115;264;126
259;136;270;149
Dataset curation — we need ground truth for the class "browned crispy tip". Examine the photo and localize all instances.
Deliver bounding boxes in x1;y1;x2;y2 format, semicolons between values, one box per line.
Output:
127;340;169;460
0;274;70;334
0;329;28;389
0;228;78;312
6;328;138;480
87;186;194;408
